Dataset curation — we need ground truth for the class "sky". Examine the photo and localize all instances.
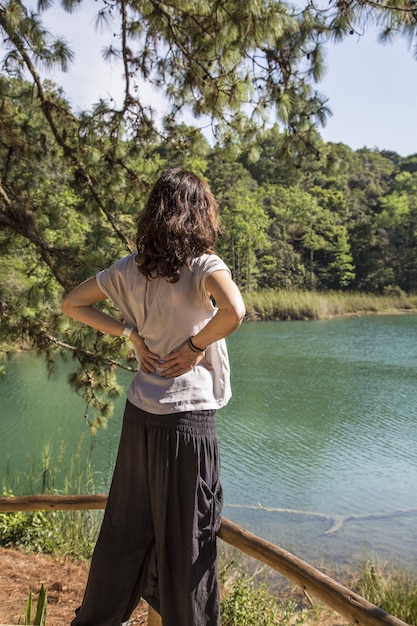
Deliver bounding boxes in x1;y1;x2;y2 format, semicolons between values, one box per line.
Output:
318;29;417;157
25;2;417;157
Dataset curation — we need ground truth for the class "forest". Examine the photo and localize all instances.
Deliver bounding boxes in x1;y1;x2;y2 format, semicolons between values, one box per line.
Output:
2;73;417;297
1;0;417;422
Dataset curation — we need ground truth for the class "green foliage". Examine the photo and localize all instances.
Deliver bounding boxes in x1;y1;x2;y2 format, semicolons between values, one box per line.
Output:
356;561;417;626
0;441;104;559
211;158;270;291
0;508;100;559
1;1;417;426
220;574;307;626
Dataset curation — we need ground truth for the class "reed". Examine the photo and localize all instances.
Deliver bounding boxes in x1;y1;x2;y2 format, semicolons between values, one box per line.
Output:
243;289;417;321
0;441;105;560
355;561;417;626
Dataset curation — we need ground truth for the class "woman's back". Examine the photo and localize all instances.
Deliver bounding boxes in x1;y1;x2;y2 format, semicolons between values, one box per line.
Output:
97;253;232;414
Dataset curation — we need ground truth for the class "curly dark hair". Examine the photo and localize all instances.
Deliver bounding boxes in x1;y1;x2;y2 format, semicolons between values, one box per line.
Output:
135;168;220;283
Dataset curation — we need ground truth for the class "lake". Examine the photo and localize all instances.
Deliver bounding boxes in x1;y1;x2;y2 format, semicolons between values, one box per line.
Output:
1;315;417;569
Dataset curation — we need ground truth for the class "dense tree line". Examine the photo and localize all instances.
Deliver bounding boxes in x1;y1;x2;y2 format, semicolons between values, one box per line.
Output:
2;73;416;301
216;131;417;295
1;0;416;422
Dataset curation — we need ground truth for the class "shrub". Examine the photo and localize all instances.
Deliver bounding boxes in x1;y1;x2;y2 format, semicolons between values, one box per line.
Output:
0;508;101;560
220;574;307;626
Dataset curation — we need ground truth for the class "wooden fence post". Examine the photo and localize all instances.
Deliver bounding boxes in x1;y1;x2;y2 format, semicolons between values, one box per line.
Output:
147;605;162;626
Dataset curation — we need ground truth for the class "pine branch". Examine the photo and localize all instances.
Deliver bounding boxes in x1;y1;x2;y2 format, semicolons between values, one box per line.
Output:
0;6;134;254
0;182;70;288
148;0;216;83
42;331;137;372
0;193;57;254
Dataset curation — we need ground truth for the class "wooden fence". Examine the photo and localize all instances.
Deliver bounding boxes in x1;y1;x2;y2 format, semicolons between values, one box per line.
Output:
0;495;411;626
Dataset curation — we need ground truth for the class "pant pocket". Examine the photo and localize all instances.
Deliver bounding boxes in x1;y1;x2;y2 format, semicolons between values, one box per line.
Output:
195;477;223;548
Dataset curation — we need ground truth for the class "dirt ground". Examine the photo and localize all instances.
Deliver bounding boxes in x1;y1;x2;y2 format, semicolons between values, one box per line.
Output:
0;547;348;625
0;548;148;625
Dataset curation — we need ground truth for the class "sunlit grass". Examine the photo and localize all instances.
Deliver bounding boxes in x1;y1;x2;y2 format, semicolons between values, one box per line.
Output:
244;289;417;321
355;561;417;626
218;547;417;626
0;440;106;560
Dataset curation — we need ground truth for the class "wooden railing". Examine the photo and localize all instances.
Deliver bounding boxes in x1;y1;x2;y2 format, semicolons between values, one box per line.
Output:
0;495;411;626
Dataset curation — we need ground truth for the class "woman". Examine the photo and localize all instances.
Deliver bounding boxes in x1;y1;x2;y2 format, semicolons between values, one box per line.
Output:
61;168;245;626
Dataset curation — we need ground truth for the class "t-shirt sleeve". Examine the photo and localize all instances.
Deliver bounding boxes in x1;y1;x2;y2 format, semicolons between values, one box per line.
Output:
197;254;231;301
202;254;231;278
97;256;127;300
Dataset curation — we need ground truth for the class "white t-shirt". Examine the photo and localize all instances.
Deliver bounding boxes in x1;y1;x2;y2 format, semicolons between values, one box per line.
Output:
96;253;232;414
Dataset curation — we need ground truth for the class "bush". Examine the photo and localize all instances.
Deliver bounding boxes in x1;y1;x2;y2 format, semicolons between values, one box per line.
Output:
0;508;101;559
220;574;307;626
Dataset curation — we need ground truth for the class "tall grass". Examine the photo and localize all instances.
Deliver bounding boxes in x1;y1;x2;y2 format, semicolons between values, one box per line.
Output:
0;440;107;560
355;561;417;626
1;433;104;497
218;556;417;626
244;289;417;321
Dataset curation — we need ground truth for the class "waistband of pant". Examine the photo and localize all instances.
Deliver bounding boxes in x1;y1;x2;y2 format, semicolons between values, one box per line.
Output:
124;399;218;436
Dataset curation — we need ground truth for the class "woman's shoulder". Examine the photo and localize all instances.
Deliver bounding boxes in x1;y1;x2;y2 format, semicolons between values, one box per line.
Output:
98;254;138;282
191;252;225;266
191;253;230;274
107;253;138;271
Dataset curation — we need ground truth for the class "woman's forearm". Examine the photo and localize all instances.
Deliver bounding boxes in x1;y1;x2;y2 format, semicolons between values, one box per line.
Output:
61;301;127;337
61;276;128;338
191;307;244;350
191;271;245;349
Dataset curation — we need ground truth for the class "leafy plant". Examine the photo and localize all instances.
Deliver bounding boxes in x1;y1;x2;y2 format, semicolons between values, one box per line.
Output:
220;574;307;626
0;507;100;560
0;443;104;560
21;585;47;626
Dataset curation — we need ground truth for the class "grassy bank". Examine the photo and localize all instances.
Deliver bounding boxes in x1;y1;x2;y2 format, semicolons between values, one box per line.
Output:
1;499;417;625
2;417;417;624
218;544;417;625
243;289;417;321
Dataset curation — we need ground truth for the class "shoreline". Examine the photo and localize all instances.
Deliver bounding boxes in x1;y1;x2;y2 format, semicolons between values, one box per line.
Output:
242;289;417;322
4;290;417;357
244;306;417;322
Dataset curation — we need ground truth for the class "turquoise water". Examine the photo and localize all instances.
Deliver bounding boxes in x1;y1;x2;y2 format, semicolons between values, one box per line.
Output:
221;316;417;567
1;315;417;567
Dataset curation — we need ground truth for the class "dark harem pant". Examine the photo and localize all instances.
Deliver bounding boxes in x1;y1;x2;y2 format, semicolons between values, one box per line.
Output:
71;400;223;626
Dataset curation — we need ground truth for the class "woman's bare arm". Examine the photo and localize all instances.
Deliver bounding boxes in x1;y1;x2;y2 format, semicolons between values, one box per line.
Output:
61;277;160;373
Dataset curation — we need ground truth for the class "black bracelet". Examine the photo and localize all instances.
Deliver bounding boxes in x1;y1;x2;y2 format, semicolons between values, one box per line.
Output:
188;336;206;353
